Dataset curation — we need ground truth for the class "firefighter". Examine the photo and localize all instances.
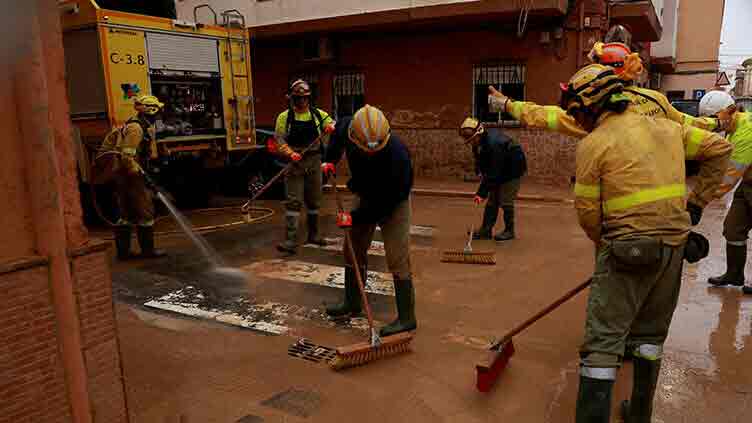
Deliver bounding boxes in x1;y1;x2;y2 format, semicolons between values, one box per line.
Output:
488;40;718;137
321;105;416;336
274;79;335;254
563;64;730;422
111;95;166;259
458;117;527;241
701;91;752;295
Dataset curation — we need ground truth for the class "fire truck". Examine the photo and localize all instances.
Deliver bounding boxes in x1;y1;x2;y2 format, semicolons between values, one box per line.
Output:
59;0;263;213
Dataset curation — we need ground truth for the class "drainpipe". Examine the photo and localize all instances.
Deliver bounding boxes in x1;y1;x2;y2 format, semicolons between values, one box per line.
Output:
12;2;93;423
577;0;585;68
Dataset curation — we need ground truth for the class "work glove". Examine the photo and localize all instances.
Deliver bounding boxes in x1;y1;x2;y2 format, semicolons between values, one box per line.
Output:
473;195;484;205
324;123;336;134
321;162;336;177
684;231;710;263
488;86;509;113
266;138;278;154
687;202;703;226
290;152;302;162
336;211;352;228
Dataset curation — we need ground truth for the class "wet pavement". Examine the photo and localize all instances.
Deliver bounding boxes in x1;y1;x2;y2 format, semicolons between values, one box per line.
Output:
107;189;751;422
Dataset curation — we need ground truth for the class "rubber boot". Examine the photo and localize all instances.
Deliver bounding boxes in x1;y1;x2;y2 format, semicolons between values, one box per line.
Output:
380;278;417;337
494;206;516;241
326;266;365;318
708;243;746;286
621;358;661;423
137;226;166;258
306;212;327;246
114;226;132;260
743;285;752;295
575;375;614;423
277;214;299;254
472;204;497;240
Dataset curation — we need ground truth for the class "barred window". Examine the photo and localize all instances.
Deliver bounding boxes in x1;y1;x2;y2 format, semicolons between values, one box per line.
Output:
289;73;320;103
333;72;365;119
473;63;525;123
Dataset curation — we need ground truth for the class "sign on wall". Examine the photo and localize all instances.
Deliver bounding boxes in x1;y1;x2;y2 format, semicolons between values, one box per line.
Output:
693;89;706;100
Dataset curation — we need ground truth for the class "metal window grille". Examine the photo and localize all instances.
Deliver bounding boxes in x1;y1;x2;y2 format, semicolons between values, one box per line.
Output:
472;63;525;123
333;72;365;119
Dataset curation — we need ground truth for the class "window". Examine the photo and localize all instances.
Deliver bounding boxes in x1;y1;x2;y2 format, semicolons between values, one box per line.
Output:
473;63;525;123
666;90;685;101
289;73;319;103
333;72;365;119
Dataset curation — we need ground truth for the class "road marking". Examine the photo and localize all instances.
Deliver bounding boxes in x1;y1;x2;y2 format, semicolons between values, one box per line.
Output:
302;236;430;256
242;259;395;296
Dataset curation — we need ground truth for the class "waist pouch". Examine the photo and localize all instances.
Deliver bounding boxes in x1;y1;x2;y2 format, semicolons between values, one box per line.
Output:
610;238;663;272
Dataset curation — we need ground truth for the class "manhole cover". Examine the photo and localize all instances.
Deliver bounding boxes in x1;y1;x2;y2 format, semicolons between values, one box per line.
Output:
288;338;337;364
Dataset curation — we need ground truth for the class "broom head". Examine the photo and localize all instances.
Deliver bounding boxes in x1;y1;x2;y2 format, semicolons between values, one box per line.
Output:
329;332;413;371
475;339;516;392
440;250;496;265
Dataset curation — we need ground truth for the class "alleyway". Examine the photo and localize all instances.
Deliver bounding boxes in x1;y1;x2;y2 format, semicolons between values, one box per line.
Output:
107;184;751;423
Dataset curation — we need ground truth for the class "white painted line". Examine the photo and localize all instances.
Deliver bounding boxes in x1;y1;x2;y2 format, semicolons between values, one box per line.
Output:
303;237;430;256
242;259;395;296
377;225;435;237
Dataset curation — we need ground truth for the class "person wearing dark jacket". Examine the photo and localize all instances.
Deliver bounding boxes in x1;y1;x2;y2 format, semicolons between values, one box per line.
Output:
459;117;527;241
321;105;416;337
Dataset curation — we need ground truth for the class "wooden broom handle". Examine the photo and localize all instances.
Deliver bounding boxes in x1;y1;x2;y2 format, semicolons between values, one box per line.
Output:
494;278;592;347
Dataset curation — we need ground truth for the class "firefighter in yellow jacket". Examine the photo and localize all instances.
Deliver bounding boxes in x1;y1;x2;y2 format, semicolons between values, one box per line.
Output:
488;42;718;137
274;80;335;254
564;64;731;422
111;95;165;259
699;91;752;295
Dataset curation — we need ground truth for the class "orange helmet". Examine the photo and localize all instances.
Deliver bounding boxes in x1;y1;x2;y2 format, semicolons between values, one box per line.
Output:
588;42;643;81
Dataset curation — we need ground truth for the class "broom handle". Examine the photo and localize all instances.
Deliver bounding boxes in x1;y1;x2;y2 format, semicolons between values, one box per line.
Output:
332;176;378;334
241;131;326;211
493;278;592;348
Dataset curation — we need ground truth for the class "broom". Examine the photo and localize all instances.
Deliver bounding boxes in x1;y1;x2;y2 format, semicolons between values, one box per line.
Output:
440;204;495;265
328;176;413;370
475;278;592;392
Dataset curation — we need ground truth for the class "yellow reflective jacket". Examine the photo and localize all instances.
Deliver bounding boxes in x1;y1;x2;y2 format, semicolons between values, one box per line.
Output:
713;112;752;197
274;108;334;157
505;87;718;139
574;111;731;246
115;118;156;174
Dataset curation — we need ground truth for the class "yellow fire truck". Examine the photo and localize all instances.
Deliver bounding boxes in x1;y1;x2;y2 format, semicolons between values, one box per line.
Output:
59;0;260;210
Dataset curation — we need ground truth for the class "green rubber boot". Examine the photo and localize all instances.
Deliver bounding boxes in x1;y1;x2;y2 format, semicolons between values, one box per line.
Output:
575;373;614;423
494;205;516;241
708;243;746;286
621;356;662;423
326;266;364;318
277;214;299;254
114;226;132;260
137;226;166;258
306;212;327;246
380;278;417;337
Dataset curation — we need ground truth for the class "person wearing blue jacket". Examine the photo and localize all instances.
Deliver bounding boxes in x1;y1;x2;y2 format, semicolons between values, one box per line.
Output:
459;117;527;241
321;105;416;337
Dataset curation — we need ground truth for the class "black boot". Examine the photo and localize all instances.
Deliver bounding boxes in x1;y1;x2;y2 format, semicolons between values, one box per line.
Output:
326;266;365;318
575;374;614;423
708;243;746;286
306;212;327;246
137;226;166;258
114;226;132;260
277;214;299;254
494;205;516;241
622;356;662;423
743;285;752;295
472;203;498;240
380;278;417;337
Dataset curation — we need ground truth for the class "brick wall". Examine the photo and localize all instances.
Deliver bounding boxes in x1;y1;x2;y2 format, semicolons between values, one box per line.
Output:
71;247;128;423
394;127;578;187
0;259;72;423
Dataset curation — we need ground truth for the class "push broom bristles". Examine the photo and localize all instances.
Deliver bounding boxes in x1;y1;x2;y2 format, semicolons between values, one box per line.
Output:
475;340;516;392
440;250;496;265
329;332;414;371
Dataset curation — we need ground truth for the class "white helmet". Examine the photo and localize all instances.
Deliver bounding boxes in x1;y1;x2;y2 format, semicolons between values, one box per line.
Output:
699;91;735;116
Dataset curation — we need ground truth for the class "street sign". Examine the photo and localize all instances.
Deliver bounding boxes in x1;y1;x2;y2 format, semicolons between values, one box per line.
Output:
693;89;706;100
716;72;731;86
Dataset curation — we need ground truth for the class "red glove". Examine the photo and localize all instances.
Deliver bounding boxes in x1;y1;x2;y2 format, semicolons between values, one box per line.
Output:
321;162;336;177
336;211;352;228
324;123;336;134
474;195;484;205
290;152;302;162
266;138;277;154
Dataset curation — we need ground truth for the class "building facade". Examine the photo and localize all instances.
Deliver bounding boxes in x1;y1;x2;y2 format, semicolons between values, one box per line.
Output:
176;0;663;186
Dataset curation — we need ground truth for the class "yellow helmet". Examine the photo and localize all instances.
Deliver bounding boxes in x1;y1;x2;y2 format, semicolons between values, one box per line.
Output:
349;105;391;153
459;117;484;143
559;64;625;114
134;95;164;115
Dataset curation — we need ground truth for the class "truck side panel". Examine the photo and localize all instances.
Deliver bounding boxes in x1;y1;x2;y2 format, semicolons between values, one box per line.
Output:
101;27;150;125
